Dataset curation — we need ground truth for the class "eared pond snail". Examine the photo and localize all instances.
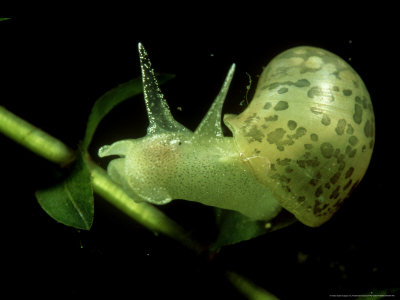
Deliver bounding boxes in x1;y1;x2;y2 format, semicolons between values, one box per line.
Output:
98;43;375;227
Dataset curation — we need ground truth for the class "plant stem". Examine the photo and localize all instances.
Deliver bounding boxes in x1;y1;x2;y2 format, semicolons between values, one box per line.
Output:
0;106;203;253
226;271;279;300
0;106;76;166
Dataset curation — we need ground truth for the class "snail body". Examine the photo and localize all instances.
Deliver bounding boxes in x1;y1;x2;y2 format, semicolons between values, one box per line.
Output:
99;44;375;227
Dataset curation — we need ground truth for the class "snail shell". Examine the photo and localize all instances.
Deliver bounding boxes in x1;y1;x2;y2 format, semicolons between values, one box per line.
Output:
99;44;375;227
224;46;375;226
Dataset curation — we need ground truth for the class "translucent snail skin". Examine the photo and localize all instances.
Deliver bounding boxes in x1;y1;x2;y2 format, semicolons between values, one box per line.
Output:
99;43;375;227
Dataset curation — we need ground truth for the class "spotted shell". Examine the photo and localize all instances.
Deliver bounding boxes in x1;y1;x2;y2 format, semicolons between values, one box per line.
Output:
224;46;375;227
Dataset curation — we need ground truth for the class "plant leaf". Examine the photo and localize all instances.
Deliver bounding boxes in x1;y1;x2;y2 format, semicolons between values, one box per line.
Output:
212;209;296;249
36;153;94;230
212;210;269;249
82;73;175;151
0;18;11;22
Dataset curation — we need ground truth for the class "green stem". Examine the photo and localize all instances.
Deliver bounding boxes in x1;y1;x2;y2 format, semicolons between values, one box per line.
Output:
0;106;203;253
0;106;76;166
226;271;279;300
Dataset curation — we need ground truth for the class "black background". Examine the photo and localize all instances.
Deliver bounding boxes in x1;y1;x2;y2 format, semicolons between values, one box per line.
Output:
1;7;399;299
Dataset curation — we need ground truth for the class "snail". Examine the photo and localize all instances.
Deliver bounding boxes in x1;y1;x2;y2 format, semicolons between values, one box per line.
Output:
98;43;375;227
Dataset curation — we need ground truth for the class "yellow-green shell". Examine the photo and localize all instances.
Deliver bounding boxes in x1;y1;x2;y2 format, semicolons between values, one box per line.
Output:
224;46;375;227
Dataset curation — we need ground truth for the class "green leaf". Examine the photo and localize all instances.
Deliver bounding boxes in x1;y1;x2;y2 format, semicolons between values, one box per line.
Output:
36;153;94;230
0;18;11;22
82;73;175;151
212;209;296;249
212;210;269;249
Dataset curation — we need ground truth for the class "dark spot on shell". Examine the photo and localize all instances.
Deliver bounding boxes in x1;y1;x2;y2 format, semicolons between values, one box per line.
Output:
315;186;323;197
343;89;352;96
267;128;286;144
320;142;334;158
297;160;306;168
287;120;297;130
349;136;358;146
293;127;307;139
336;153;345;164
243;113;257;126
310;133;319;142
278;87;288;94
310;107;322;115
364;119;373;138
333;148;340;157
346;124;354;135
321;114;331;126
313;199;329;216
307;87;319;98
343;179;353;191
263;102;272;110
330;172;341;184
335;119;346;136
265;115;278;122
345;167;354;178
333;86;340;92
362;96;368;109
297;156;320;169
345;145;352;155
243;125;265;143
274;101;289;111
331;71;340;79
294;79;311;87
264;82;280;90
277;158;291;166
304;144;313;150
348;148;357;158
330;185;341;199
309;178;319;186
353;104;363;124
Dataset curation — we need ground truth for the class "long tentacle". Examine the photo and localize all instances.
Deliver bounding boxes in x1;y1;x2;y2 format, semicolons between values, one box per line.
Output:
138;43;189;134
194;64;235;139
